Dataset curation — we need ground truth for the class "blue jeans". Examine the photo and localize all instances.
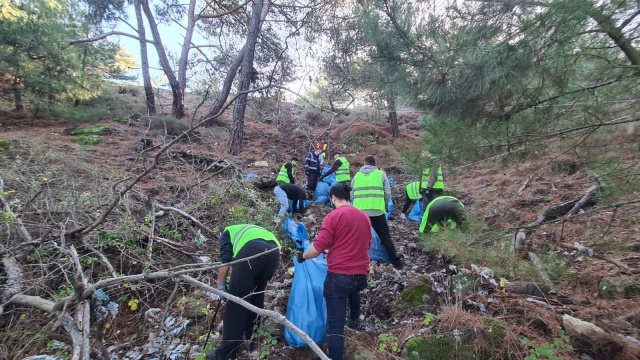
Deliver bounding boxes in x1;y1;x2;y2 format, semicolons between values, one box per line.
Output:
274;185;290;217
323;272;367;360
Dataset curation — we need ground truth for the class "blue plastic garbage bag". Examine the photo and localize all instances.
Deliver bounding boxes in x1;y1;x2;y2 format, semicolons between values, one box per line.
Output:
287;200;310;213
388;177;396;185
314;182;331;206
408;200;424;222
321;165;336;186
282;217;310;249
385;197;394;220
368;227;391;263
284;240;328;347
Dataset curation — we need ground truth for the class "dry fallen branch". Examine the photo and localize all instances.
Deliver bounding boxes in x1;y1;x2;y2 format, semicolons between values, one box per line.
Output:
528;252;556;294
558;242;630;271
178;275;330;360
567;184;597;215
155;203;215;235
517;175;532;196
515;185;598;249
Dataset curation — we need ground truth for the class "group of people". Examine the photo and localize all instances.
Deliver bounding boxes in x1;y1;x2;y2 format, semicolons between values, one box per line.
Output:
211;144;464;360
211;182;378;360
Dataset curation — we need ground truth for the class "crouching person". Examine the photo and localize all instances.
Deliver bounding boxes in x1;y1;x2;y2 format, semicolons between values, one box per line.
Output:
210;224;281;360
419;196;465;233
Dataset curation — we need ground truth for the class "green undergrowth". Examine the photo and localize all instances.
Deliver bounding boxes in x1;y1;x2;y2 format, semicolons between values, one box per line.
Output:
419;215;538;280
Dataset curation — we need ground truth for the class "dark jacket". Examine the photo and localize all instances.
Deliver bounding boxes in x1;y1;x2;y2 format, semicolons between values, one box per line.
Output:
304;151;322;175
281;184;307;214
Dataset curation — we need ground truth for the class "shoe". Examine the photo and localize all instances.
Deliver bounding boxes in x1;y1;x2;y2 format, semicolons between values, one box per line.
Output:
400;213;407;220
393;261;404;270
347;319;361;330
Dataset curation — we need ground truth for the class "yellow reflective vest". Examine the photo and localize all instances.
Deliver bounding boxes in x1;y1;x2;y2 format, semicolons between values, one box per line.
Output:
335;156;350;183
224;224;281;258
276;162;294;184
420;164;444;190
406;181;421;200
352;169;385;213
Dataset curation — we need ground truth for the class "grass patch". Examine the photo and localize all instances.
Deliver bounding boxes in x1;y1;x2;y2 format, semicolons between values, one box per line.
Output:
537;246;583;282
420;215;537;280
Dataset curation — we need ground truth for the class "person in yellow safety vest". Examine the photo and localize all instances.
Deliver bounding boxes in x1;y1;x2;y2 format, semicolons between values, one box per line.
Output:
211;224;281;360
276;156;299;186
400;181;421;220
419;196;465;233
351;155;403;270
320;151;351;184
419;151;444;208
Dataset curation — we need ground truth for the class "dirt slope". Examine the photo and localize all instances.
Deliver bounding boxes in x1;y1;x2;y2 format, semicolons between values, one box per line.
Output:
1;88;639;360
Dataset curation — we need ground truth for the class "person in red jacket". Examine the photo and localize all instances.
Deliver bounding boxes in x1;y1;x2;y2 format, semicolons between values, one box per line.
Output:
299;183;372;360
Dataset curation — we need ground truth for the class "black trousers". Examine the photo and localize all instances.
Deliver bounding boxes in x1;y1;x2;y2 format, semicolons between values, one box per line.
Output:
212;240;280;360
306;172;320;192
369;214;401;266
402;189;416;215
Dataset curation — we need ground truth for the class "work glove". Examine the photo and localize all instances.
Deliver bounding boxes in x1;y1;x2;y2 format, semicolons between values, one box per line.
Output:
297;250;306;264
217;282;227;293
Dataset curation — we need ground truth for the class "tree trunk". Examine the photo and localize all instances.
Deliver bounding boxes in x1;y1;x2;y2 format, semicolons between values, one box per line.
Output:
228;0;269;155
386;93;399;137
13;84;23;111
586;3;640;69
140;0;183;118
135;0;155;116
177;0;197;115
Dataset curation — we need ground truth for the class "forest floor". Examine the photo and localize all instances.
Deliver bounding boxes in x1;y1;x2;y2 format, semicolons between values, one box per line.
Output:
1;85;639;360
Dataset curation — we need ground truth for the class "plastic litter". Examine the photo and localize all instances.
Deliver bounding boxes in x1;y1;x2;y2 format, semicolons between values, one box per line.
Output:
408;200;424;222
285;223;328;347
369;227;391;263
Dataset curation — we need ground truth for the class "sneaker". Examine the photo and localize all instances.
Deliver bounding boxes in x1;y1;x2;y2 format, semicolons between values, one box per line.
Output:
400;213;407;220
347;319;361;330
393;261;404;270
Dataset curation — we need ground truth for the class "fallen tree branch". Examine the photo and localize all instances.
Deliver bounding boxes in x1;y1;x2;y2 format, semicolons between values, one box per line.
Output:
528;252;556;294
0;245;24;316
0;177;33;242
52;248;280;310
515;185;599;249
155;203;215;235
517;175;532;196
567;184;598;215
558;242;630;271
178;275;330;360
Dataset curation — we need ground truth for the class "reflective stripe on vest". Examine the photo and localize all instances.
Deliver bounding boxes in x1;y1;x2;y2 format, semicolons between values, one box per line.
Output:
420;165;444;190
225;224;281;258
352;169;385;213
335;157;350;182
406;181;421;200
277;163;293;183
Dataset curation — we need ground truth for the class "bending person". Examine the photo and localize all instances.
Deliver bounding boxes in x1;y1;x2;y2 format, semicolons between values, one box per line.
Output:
419;196;465;233
210;225;281;360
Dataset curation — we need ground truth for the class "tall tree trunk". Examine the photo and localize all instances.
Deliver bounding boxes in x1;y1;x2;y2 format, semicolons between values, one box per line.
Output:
229;0;269;155
13;84;23;111
135;0;155;116
177;0;197;115
140;0;183;118
386;94;399;138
